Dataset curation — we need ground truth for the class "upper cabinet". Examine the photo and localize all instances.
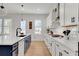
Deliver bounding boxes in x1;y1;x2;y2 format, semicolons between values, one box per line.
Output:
52;3;60;28
47;3;79;28
59;3;65;26
46;4;60;29
46;10;53;28
64;3;78;26
60;3;78;26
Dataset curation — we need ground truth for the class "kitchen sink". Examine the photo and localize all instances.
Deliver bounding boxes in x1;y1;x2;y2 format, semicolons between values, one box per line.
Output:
18;35;26;37
52;35;64;38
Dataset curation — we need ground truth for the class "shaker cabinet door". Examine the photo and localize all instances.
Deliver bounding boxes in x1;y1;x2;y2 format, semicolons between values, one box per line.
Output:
60;3;65;26
64;3;78;25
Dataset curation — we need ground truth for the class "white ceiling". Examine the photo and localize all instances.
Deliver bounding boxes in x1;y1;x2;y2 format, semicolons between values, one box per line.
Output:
0;3;57;14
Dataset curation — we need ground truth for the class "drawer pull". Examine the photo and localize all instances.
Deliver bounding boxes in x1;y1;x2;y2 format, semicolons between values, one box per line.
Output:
64;50;69;54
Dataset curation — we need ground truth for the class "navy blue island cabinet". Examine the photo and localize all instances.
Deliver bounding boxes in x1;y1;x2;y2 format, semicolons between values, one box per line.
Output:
24;35;31;53
0;42;18;56
0;35;31;56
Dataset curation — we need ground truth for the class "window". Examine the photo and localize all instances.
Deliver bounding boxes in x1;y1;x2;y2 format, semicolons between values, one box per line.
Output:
35;20;42;34
4;19;11;34
0;19;2;34
0;19;11;35
20;20;26;34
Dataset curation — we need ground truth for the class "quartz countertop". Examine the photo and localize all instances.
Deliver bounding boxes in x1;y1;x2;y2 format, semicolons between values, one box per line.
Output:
0;34;30;45
47;34;78;52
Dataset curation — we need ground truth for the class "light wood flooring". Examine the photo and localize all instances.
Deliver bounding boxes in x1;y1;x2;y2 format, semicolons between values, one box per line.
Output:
25;41;51;56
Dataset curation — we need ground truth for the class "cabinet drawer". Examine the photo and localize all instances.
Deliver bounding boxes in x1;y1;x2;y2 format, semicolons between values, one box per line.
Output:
56;42;75;56
12;43;18;50
55;42;63;50
62;46;75;56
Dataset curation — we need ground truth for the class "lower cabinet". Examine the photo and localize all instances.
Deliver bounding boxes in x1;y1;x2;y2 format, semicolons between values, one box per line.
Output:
0;42;18;56
44;35;56;56
51;41;56;56
55;43;63;56
18;35;31;56
55;42;75;56
24;35;31;53
45;34;76;56
0;35;31;56
12;42;18;56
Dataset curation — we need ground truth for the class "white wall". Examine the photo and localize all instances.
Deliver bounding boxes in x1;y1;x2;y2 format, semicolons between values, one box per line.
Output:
0;14;48;41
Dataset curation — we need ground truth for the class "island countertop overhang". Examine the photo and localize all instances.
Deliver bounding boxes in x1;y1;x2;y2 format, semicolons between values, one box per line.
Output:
0;34;31;45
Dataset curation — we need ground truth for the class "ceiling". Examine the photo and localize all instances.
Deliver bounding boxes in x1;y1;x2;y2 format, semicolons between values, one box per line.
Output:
0;3;57;14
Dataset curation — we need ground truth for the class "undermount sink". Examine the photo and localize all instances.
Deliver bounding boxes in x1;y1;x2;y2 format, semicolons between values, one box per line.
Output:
18;35;26;37
52;34;64;38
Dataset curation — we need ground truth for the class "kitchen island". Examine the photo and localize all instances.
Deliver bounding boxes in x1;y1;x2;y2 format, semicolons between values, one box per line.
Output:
0;34;31;56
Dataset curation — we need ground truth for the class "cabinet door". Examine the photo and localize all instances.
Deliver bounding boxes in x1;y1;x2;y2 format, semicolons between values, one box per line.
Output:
0;45;12;56
62;46;75;56
51;41;56;56
55;44;63;56
60;3;65;26
18;39;24;56
24;36;31;53
64;3;78;25
46;12;52;28
24;37;28;53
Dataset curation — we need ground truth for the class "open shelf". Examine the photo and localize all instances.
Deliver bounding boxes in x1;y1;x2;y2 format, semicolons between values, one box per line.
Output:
62;24;78;27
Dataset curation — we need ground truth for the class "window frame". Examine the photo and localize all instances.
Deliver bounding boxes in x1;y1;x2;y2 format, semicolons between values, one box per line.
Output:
35;20;42;34
0;18;11;35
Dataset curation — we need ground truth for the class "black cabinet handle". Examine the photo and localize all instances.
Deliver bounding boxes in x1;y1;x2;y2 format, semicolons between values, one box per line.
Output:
64;50;69;54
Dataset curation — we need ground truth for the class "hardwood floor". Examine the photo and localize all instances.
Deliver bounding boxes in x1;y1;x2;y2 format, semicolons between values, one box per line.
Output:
25;41;51;56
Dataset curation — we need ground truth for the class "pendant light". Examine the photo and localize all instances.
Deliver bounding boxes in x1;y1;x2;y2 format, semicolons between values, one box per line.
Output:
0;3;5;9
21;4;24;21
0;3;7;16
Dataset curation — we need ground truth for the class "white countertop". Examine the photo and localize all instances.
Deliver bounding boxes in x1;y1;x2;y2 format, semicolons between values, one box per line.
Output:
48;34;78;52
0;34;30;45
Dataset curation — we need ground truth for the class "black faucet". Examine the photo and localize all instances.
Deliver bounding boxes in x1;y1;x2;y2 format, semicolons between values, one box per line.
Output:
16;28;22;37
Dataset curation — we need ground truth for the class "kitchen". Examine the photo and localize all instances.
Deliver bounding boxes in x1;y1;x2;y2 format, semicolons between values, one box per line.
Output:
0;3;79;56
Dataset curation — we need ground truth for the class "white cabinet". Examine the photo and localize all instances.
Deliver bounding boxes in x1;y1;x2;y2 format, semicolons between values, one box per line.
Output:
46;11;53;28
18;39;24;56
52;4;60;28
59;3;78;26
44;35;56;56
48;38;55;55
62;49;75;56
45;34;76;56
46;4;59;28
55;42;75;56
64;3;78;25
51;40;56;56
55;42;63;56
59;3;65;26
